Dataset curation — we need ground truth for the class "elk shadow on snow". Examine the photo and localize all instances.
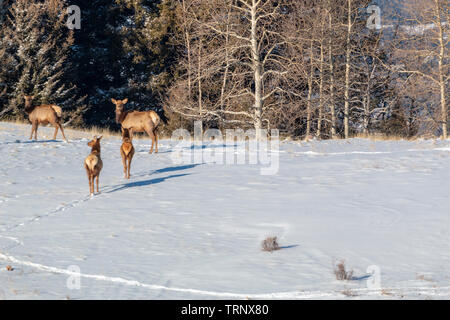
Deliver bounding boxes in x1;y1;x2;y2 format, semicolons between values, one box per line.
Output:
188;143;247;150
136;147;172;154
2;139;62;145
131;163;204;179
154;163;204;174
135;143;233;153
105;173;191;194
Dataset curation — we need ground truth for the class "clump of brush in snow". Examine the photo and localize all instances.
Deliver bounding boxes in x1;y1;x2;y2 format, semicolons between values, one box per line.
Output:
261;237;280;252
334;260;353;280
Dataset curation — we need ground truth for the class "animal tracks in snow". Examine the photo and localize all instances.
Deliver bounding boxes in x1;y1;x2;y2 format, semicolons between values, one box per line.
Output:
1;249;450;299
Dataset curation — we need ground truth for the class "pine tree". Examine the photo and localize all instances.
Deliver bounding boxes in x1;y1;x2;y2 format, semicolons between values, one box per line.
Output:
0;0;84;122
66;0;176;128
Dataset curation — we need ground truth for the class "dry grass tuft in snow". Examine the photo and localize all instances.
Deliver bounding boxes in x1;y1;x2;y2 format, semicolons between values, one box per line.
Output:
334;260;353;280
261;237;280;252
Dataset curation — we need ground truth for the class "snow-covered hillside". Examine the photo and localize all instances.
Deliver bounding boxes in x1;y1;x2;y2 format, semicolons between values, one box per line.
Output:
1;122;450;300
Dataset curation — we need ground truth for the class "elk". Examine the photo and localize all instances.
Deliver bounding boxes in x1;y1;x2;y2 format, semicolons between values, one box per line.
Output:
120;127;135;179
84;136;103;196
24;95;68;142
111;98;160;154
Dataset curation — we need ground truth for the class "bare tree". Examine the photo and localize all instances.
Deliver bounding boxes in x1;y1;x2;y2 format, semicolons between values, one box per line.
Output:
391;0;449;138
168;0;289;137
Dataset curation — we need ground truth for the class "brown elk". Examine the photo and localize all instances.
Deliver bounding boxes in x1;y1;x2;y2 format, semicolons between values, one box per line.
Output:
120;127;135;179
111;98;160;154
24;95;68;142
84;136;103;196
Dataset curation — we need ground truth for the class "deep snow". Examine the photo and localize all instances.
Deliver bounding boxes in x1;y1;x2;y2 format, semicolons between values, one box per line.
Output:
1;121;450;299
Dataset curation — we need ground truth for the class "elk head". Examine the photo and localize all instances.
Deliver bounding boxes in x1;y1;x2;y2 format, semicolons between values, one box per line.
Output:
111;98;128;123
87;136;102;152
121;127;132;140
24;95;35;110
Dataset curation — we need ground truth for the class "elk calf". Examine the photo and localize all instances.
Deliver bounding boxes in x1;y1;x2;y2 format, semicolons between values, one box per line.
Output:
120;128;135;179
84;136;103;196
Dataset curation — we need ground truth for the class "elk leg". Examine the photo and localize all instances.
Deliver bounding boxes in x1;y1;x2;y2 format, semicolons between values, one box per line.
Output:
91;175;95;195
96;175;100;193
127;153;133;179
34;123;39;140
121;150;127;178
58;123;68;142
154;129;159;153
53;125;59;140
129;128;133;142
30;122;36;140
146;128;155;154
85;165;92;195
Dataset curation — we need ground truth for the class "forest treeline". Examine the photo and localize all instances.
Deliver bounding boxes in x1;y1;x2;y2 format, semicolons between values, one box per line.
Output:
0;0;448;139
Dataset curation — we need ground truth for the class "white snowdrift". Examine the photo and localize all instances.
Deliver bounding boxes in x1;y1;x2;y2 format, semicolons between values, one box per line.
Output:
1;122;450;299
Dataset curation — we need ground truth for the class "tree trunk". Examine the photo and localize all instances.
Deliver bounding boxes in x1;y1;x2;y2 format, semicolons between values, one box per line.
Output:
181;0;192;102
306;40;313;139
251;0;263;139
436;0;447;139
317;40;324;139
220;15;231;111
344;0;353;139
363;93;370;135
328;8;336;139
198;38;203;118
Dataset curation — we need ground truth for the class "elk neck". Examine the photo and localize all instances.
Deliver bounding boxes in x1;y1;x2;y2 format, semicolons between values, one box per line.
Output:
90;144;101;155
25;101;36;114
122;130;132;142
116;109;128;124
122;137;132;144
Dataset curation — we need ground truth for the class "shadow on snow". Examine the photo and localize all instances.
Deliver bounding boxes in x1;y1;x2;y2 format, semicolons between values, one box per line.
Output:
105;173;191;194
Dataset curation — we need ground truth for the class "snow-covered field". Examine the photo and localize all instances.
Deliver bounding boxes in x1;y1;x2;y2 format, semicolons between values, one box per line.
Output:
1;121;450;300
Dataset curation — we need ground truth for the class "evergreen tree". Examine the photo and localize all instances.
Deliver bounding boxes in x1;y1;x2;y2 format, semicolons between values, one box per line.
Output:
0;0;84;122
67;0;176;128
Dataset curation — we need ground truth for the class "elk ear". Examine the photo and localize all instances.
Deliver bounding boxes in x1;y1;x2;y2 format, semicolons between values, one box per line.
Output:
122;98;128;104
97;135;103;140
111;98;117;104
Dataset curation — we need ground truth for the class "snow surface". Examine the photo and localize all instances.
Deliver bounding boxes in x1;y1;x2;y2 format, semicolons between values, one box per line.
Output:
1;121;450;300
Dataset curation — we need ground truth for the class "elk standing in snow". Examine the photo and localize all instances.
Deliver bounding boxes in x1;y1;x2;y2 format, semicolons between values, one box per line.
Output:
24;95;68;142
120;127;135;179
111;98;160;154
84;136;103;196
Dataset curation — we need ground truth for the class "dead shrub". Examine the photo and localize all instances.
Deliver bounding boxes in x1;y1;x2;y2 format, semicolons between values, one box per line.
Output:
334;260;353;280
261;237;280;252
